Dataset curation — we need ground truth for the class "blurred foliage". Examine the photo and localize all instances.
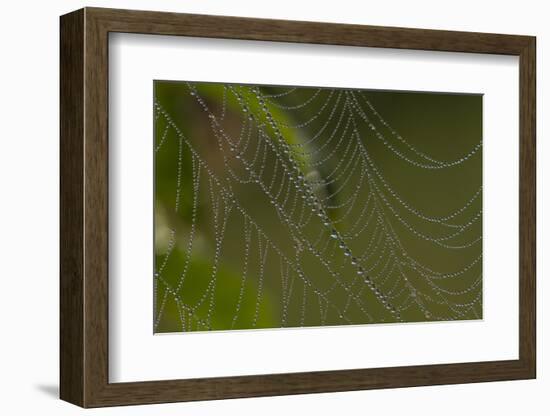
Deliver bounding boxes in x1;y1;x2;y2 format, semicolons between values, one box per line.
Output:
154;81;482;333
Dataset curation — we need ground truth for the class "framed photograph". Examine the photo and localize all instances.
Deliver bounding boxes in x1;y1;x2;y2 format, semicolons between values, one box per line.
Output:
60;7;536;407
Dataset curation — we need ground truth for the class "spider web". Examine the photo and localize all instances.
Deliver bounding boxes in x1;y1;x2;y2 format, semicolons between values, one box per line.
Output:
153;82;482;333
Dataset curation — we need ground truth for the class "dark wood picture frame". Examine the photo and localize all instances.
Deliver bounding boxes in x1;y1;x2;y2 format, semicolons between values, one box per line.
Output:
60;7;536;408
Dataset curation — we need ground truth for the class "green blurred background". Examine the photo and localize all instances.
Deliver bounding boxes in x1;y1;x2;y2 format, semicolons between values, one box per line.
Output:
154;81;482;333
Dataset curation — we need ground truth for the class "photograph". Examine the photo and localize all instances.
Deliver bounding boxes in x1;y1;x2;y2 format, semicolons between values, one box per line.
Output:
153;81;483;333
4;3;533;412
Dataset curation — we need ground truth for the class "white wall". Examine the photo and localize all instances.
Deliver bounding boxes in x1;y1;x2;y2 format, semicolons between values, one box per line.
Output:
0;0;545;414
